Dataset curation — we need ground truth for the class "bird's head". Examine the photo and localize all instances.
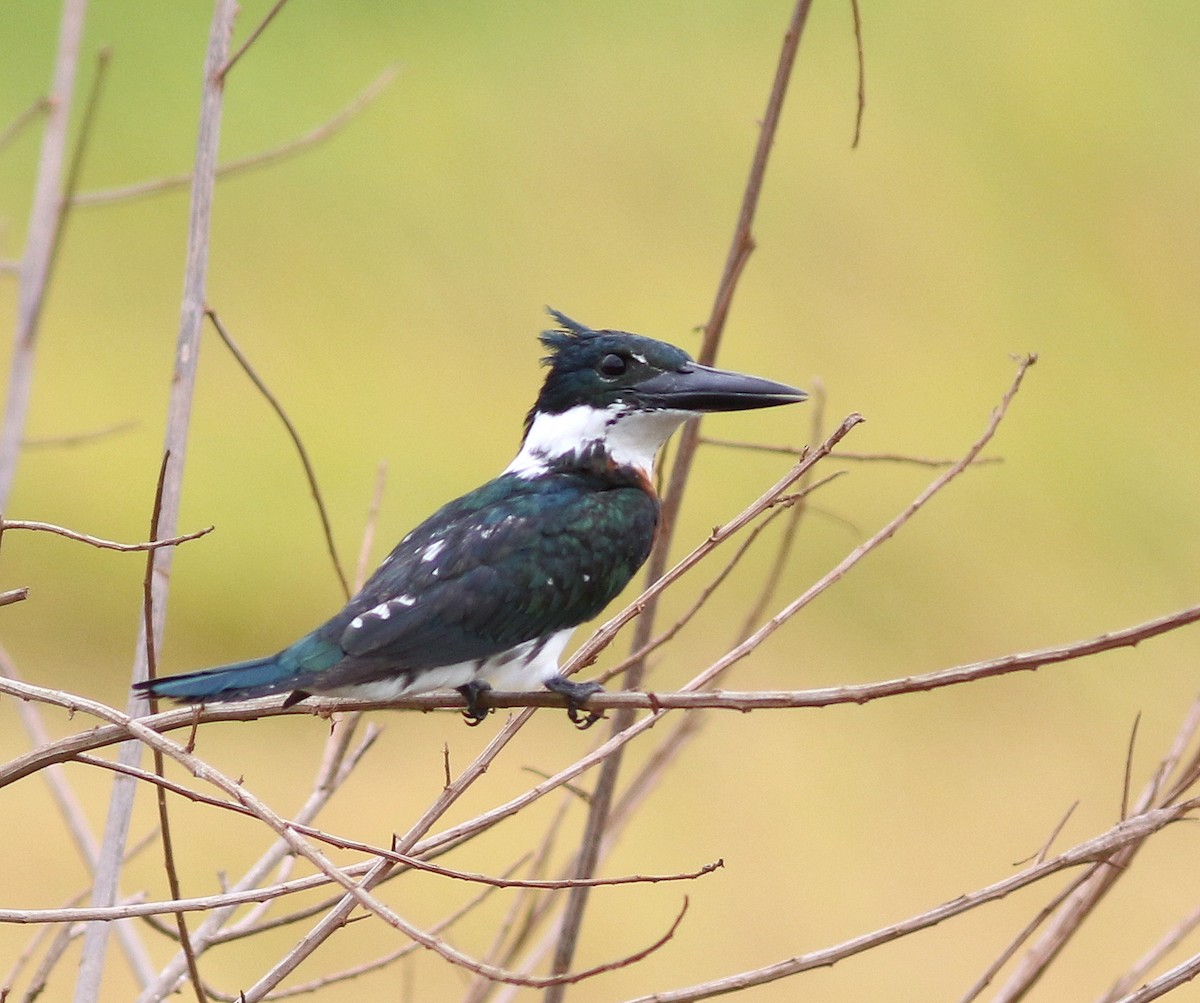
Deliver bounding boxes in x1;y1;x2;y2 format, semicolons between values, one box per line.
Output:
506;309;807;481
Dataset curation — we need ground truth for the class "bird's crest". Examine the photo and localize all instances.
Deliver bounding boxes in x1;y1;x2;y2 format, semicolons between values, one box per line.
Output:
539;308;599;363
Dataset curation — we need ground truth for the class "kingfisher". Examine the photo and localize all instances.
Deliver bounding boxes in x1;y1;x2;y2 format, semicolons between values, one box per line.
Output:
136;310;805;726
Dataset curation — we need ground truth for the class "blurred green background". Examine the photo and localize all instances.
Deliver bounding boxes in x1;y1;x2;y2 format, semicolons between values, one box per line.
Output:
2;2;1198;1000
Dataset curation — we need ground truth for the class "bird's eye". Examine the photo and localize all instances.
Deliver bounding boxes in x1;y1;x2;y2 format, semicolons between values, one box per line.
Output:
598;353;627;377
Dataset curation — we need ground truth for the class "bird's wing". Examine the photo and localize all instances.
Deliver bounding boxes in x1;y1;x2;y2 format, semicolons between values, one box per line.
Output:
337;474;657;671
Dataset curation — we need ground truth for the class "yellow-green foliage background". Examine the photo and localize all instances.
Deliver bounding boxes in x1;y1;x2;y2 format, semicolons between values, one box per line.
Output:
2;3;1198;1001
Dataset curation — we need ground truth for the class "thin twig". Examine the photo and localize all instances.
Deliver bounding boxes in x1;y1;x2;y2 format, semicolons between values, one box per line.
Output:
849;0;866;147
701;435;1003;467
206;308;350;598
956;870;1096;1003
0;644;157;987
736;377;826;640
0;97;51;154
0;517;212;552
71;66;400;207
549;3;815;988
1098;905;1200;1002
23;419;138;447
990;692;1200;1002
141;453;206;1002
355;461;388;590
620;798;1200;1003
217;0;293;79
1105;950;1200;1003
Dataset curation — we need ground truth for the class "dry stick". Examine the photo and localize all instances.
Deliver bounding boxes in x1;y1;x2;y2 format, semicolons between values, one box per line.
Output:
984;697;1200;1003
0;22;163;997
621;798;1200;1003
736;378;826;641
151;350;390;978
990;693;1200;1003
53;753;722;895
217;0;293;80
0;587;28;606
0;96;51;153
207;308;350;598
849;0;866;148
7;599;1200;791
578;357;1037;1003
73;5;236;1001
0;517;212;552
0;0;88;508
239;722;530;999
496;716;714;1002
140;455;206;1003
71;65;400;207
956;870;1098;1003
1108;954;1200;1003
597;476;843;686
547;2;815;990
701;435;1003;467
3;605;1195;915
80;703;687;997
23;418;139;447
466;804;574;1003
0;645;157;989
208;874;513;1002
596;505;789;682
1099;906;1200;1003
137;709;378;1000
355;461;389;589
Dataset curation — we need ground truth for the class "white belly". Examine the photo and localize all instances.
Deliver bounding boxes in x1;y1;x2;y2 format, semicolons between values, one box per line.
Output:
323;628;574;700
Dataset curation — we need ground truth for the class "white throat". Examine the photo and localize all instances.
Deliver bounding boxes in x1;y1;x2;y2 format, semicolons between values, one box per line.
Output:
504;404;692;479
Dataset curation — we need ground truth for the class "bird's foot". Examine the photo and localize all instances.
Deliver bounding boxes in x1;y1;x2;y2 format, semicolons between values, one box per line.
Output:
544;676;604;730
457;680;493;726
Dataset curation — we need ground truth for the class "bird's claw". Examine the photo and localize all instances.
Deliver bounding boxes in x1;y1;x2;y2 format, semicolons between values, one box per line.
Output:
545;676;604;730
457;680;493;726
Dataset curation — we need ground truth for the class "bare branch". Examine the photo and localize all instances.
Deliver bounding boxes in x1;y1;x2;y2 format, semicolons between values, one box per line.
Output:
1106;952;1200;1003
701;435;1003;467
0;517;212;552
217;0;293;80
0;587;29;607
1099;905;1200;1002
206;308;350;599
5;599;1198;789
551;2;817;986
0;96;51;153
70;66;400;207
139;454;206;1002
23;419;138;447
0;644;157;985
0;0;89;509
849;0;866;147
74;4;237;998
621;798;1200;1003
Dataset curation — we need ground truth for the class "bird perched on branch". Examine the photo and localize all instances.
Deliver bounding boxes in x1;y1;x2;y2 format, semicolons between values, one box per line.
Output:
136;310;805;726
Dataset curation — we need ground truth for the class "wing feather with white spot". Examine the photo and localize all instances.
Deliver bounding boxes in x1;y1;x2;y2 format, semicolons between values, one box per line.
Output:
335;472;657;672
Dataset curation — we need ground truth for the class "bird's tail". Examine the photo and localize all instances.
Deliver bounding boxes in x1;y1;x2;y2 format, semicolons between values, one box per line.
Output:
134;654;298;704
